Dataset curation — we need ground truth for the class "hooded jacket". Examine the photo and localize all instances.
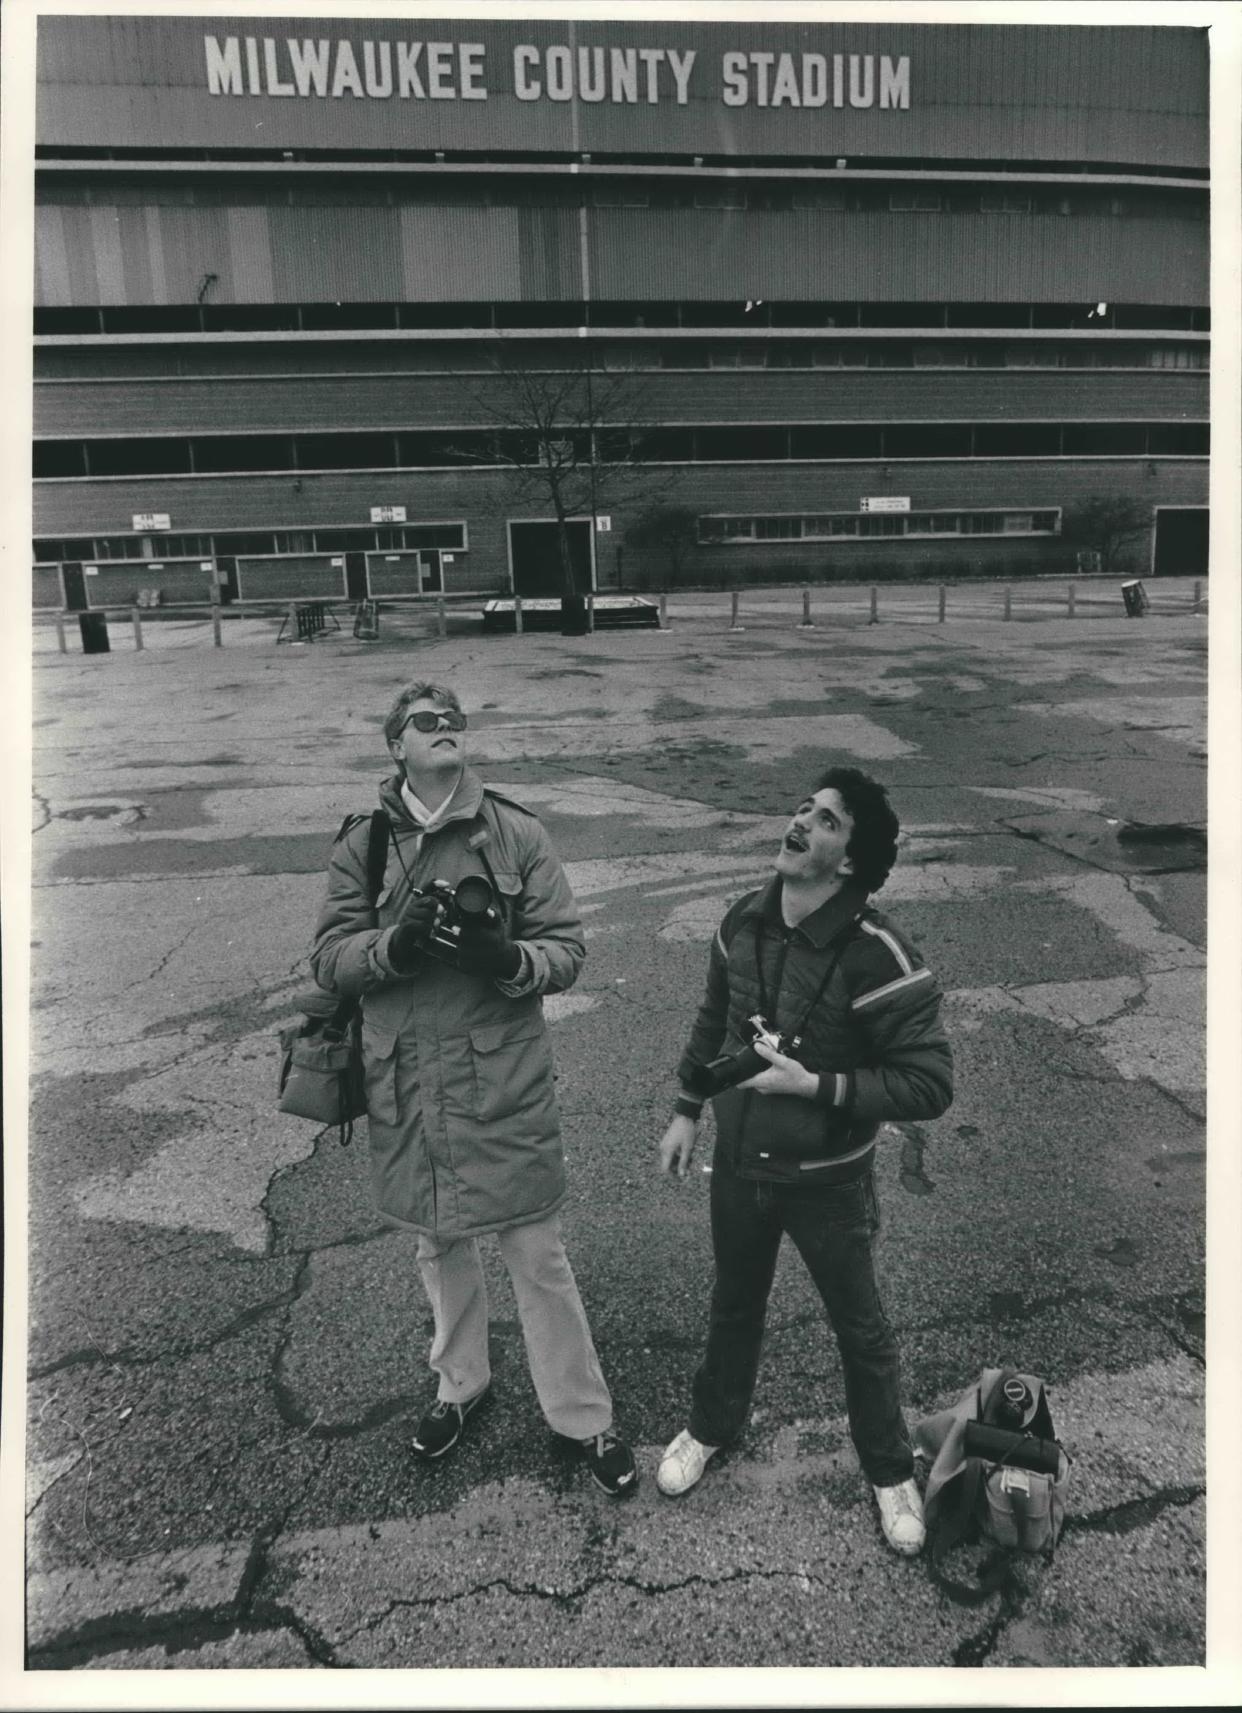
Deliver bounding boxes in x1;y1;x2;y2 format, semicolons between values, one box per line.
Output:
310;767;585;1237
677;877;953;1185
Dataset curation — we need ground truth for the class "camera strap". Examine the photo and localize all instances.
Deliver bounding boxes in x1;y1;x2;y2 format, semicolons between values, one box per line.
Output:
754;912;861;1047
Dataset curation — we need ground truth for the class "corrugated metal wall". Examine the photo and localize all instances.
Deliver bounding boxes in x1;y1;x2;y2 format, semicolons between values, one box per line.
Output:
33;370;1208;438
34;199;1208;308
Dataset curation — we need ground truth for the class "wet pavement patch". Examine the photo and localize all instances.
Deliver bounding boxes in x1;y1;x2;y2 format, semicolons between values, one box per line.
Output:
1093;1237;1141;1267
1113;824;1206;874
52;831;336;881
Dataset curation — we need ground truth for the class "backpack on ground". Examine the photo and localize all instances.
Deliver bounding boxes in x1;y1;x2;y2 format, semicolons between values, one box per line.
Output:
277;810;389;1147
913;1367;1070;1605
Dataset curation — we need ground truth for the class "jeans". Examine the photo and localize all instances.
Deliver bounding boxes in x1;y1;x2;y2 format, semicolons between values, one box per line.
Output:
689;1154;914;1487
416;1214;613;1441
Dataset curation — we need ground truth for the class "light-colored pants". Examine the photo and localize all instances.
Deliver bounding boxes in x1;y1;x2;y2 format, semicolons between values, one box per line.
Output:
415;1213;613;1441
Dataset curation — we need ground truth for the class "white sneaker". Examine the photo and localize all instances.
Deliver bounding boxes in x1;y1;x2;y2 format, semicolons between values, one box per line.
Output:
657;1428;720;1497
874;1478;926;1556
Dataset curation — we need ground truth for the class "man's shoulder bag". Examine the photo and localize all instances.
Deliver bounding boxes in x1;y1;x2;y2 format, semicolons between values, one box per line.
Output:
277;810;389;1147
916;1368;1070;1605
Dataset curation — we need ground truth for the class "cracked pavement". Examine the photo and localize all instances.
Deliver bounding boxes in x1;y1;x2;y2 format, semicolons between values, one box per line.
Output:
15;586;1219;1683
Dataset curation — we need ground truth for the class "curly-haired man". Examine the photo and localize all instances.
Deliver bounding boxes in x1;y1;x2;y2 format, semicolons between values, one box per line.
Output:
655;767;952;1554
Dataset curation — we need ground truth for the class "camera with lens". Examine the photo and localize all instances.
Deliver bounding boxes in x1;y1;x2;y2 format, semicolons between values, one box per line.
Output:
416;874;500;966
685;1014;795;1100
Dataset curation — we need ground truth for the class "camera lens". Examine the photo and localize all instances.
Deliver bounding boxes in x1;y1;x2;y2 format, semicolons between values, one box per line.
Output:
454;874;494;918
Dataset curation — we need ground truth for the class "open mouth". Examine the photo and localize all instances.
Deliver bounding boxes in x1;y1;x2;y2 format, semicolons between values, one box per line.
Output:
783;830;808;854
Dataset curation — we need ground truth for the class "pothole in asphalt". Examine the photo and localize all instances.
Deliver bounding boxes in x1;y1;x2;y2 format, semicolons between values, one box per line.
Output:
1113;823;1206;873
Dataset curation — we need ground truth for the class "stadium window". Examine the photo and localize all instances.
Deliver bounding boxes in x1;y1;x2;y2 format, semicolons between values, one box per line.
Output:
913;345;970;367
793;188;846;210
985;423;1063;456
402;523;466;549
1002;514;1035;533
1061;423;1148;456
1148;345;1207;369
592;185;650;207
631;427;695;462
961;513;1004;534
840;345;870;368
85;437;194;476
94;536;138;560
722;518;755;539
152;533;211;557
1004;343;1045;367
755;517;801;540
697;517;726;542
659;343;710;368
889;192;941;212
884;424;972;458
697;426;788;461
1032;513;1059;532
811;345;842;367
297;432;396;470
708;347;742;368
216;532;278;557
980;193;1033;214
192;435;295;473
789;425;883;459
1147;423;1209;455
694;187;746;209
827;517;860;537
33;441;87;477
858;515;903;537
273;531;315;554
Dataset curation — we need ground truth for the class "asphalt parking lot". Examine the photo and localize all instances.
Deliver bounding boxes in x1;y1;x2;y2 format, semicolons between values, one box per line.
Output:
16;578;1220;1693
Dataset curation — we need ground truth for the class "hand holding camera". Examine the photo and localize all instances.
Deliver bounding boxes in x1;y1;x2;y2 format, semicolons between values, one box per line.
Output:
387;892;442;973
685;1016;816;1101
389;874;520;978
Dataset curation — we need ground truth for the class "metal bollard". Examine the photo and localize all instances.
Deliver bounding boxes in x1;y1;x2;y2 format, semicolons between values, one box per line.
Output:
131;607;144;651
212;607;223;647
55;613;67;654
729;590;743;631
799;588;814;628
514;595;523;635
938;584;946;623
658;593;669;630
1067;583;1076;618
436;597;447;638
1003;587;1012;620
869;586;878;624
586;591;596;634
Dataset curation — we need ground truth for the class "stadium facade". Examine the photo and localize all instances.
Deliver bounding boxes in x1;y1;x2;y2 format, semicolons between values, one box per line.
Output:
32;16;1209;610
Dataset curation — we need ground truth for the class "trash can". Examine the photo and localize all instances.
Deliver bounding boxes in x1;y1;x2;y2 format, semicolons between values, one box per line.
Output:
1121;580;1150;618
78;612;110;654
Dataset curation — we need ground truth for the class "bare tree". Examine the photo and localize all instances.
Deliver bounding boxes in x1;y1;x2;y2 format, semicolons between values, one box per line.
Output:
1062;496;1152;576
462;357;673;632
626;504;699;591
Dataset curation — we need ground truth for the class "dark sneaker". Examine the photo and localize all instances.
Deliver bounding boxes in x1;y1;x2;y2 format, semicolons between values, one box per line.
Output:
410;1389;488;1461
580;1430;638;1498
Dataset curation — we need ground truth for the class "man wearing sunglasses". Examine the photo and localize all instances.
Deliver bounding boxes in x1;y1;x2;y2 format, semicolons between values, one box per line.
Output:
311;681;636;1497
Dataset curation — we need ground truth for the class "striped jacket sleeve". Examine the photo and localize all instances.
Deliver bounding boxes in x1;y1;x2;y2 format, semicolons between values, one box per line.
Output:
839;918;954;1123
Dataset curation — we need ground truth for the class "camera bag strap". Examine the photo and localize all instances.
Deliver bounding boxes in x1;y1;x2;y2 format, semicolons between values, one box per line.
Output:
325;810;390;1038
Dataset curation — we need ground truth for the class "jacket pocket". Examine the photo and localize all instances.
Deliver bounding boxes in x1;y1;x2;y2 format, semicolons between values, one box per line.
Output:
469;1013;554;1125
360;1017;401;1127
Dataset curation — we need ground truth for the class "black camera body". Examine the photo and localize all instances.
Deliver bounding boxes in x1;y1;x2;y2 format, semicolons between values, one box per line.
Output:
686;1014;794;1100
416;874;500;965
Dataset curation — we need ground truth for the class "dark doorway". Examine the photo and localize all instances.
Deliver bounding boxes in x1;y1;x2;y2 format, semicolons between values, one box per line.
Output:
1153;507;1208;577
345;552;368;601
508;520;594;597
62;562;87;611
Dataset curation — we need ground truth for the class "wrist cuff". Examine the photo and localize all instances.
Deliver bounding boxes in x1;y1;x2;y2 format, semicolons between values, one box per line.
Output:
812;1072;855;1109
674;1095;704;1121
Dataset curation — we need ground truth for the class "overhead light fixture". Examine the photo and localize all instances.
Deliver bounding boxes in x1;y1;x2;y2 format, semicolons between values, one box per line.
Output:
835;158;847;169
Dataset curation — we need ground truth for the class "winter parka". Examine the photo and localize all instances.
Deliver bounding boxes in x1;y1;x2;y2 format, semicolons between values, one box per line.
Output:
310;768;585;1238
678;876;953;1185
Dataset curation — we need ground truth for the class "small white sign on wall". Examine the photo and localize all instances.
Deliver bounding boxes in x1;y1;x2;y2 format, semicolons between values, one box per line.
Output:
371;505;407;523
132;512;171;531
860;497;910;513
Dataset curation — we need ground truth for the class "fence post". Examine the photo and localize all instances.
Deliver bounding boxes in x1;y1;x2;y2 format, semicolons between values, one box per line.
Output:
513;595;523;635
938;584;946;623
1003;587;1012;621
729;590;743;631
869;586;879;624
658;593;668;630
436;597;447;638
799;588;814;629
210;579;223;647
1193;580;1201;609
1067;583;1076;619
586;591;596;634
131;607;144;651
55;613;67;654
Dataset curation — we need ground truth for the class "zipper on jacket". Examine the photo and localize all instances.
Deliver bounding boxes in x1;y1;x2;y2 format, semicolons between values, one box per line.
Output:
739;926;792;1156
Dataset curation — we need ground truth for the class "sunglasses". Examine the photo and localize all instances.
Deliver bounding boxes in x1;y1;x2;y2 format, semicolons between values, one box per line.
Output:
402;709;467;735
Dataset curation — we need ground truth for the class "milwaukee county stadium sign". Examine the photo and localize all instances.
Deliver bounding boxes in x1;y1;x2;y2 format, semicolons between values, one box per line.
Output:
203;36;911;110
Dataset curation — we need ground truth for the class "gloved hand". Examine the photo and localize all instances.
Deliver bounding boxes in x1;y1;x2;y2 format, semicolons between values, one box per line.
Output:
454;913;523;980
387;893;441;974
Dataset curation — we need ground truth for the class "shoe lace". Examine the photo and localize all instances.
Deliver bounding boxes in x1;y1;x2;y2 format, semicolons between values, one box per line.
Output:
885;1482;919;1519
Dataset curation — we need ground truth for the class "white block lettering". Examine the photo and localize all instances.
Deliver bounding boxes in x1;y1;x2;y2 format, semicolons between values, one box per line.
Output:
771;52;800;107
721;50;747;106
460;44;487;100
397;42;425;99
244;37;261;95
610;47;638;103
638;48;663;103
802;52;827;108
667;48;696;105
514;44;541;100
545;45;573;101
263;39;295;96
849;53;874;109
363;41;393;99
288;38;330;97
204;35;243;95
331;41;364;98
426;42;455;98
880;55;910;109
578;45;606;102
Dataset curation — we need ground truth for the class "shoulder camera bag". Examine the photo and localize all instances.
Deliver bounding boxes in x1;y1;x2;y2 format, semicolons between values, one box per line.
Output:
277;811;389;1146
